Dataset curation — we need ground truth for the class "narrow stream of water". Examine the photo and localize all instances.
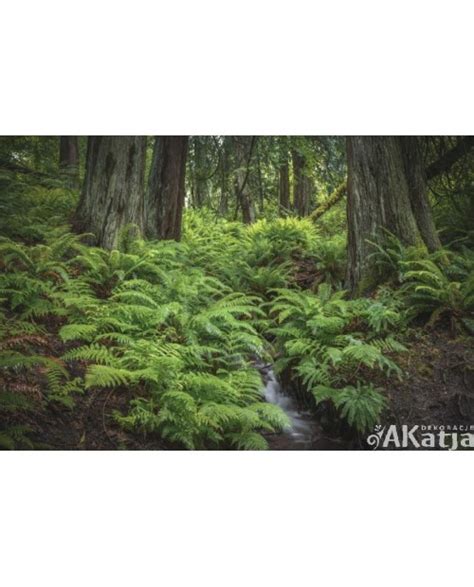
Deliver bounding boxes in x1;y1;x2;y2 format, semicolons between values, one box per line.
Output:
258;362;346;450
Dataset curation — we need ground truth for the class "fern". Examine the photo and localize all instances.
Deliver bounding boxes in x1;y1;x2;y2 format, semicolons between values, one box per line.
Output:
266;285;405;431
312;383;387;434
84;365;136;389
59;323;98;342
401;253;474;331
0;193;420;449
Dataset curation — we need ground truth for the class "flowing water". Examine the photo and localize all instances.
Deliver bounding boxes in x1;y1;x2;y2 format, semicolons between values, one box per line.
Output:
258;363;346;450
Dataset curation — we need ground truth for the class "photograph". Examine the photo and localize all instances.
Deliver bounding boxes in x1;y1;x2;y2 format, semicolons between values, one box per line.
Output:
1;135;472;450
2;2;474;586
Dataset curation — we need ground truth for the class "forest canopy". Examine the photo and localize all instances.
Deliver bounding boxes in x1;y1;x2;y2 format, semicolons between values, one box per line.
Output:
0;135;473;450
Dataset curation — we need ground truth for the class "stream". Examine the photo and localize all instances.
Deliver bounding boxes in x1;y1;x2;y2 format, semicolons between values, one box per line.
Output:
258;363;347;450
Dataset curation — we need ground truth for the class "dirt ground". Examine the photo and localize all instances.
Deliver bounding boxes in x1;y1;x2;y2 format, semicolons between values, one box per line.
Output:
383;329;474;430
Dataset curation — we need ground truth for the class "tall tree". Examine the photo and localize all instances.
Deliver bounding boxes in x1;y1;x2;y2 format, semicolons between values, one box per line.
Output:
145;136;188;241
399;136;441;253
345;136;423;294
232;136;256;224
189;136;208;208
291;148;312;217
74;136;146;249
278;139;290;214
59;136;80;188
218;137;231;216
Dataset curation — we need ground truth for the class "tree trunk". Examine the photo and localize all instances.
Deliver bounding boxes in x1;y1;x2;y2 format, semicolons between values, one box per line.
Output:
232;136;256;224
346;136;422;294
399;136;441;252
279;160;290;214
145;136;188;241
277;138;290;218
74;136;146;249
219;137;230;216
256;142;265;214
59;136;80;188
291;149;312;217
191;136;207;208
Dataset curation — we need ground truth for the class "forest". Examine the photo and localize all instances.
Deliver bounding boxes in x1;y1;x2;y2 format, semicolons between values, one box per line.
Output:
0;135;473;450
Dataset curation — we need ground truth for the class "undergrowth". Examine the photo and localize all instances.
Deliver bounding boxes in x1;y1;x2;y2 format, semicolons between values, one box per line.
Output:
1;177;472;448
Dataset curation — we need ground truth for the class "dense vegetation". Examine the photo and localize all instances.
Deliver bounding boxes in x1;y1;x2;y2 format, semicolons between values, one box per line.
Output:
0;136;473;449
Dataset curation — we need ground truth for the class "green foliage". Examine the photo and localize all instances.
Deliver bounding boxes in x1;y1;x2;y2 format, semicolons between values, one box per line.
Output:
245;217;319;261
0;202;306;449
267;284;404;433
0;425;35;450
366;231;474;333
400;253;474;331
367;229;426;285
7;177;468;447
313;234;346;287
313;382;387;433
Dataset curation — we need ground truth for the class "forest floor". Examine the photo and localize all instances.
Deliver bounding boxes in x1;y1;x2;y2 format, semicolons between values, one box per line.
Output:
383;329;474;430
8;326;472;450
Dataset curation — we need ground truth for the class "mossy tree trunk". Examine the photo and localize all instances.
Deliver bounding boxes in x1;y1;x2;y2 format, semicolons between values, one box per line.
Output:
345;136;422;294
145;136;189;241
75;136;146;249
59;136;80;188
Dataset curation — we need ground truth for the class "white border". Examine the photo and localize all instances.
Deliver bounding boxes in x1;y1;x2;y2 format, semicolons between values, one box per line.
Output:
1;453;473;586
1;0;473;134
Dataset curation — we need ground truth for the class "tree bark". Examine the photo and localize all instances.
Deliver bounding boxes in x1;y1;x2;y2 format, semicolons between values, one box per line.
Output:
145;136;188;241
256;142;265;214
277;138;290;215
346;136;422;294
59;136;80;188
232;136;256;224
399;136;441;252
291;149;312;217
279;160;290;214
74;136;146;249
219;137;230;216
190;136;207;208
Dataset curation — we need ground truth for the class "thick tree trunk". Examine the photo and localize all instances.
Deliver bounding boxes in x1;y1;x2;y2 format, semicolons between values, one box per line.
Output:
145;136;188;241
399;136;441;252
59;136;80;188
291;149;312;217
346;136;422;294
233;136;256;224
75;136;146;249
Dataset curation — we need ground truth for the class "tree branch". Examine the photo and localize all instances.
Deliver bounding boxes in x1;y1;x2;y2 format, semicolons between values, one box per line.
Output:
310;181;346;221
426;136;474;180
